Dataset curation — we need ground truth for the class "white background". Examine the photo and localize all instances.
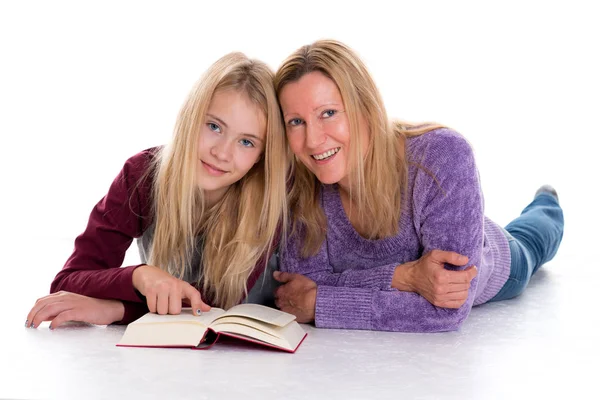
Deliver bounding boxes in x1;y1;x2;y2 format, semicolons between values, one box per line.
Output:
1;0;598;310
1;2;599;398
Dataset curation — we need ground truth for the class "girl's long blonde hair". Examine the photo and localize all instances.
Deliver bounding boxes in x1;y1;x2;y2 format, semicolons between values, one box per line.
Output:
149;52;288;309
275;39;442;256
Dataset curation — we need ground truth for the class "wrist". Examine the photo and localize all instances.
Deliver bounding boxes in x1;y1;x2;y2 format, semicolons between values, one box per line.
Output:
310;287;317;322
131;264;147;292
392;263;415;292
109;300;126;323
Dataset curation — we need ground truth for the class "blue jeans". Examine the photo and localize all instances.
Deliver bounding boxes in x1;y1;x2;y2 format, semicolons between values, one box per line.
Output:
488;193;564;302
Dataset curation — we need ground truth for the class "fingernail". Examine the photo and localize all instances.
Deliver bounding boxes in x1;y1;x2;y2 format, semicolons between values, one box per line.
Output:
30;322;35;328
49;325;54;331
273;271;280;277
24;320;29;328
196;309;202;316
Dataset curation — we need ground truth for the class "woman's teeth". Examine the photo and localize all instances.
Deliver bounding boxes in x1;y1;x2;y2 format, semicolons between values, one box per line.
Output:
312;147;340;160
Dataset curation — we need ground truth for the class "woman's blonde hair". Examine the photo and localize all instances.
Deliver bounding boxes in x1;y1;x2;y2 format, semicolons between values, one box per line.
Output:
275;39;442;256
149;52;288;309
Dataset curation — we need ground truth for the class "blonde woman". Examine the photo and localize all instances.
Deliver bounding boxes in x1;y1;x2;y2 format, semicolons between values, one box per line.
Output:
273;40;564;332
26;52;289;329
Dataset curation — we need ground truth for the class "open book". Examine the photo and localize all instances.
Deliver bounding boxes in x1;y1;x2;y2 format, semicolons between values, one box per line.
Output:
117;304;307;353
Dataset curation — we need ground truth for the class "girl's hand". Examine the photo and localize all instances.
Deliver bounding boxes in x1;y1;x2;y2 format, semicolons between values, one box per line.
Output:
132;264;211;315
26;291;125;329
392;250;477;308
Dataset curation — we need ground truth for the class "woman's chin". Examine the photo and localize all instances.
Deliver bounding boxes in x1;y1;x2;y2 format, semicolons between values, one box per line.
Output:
314;173;343;185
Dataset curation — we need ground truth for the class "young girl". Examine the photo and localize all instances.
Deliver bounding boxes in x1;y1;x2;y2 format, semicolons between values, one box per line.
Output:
272;40;564;332
26;52;289;329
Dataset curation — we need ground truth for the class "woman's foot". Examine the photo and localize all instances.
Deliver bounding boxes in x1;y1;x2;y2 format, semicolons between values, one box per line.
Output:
535;185;559;202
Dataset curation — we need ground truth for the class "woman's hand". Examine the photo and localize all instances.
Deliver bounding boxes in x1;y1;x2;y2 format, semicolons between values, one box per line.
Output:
392;250;477;308
26;291;125;329
132;264;211;315
273;271;317;323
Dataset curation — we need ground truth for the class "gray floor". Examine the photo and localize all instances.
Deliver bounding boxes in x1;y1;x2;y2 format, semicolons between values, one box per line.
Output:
2;238;598;399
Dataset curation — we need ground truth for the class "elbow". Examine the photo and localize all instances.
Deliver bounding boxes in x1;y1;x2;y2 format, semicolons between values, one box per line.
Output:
416;301;473;333
438;304;471;332
445;314;467;332
437;285;478;332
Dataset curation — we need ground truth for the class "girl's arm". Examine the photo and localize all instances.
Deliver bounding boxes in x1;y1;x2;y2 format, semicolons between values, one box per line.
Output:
50;149;156;323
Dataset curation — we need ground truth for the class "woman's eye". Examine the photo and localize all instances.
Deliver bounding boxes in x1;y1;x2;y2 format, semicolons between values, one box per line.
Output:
288;118;303;127
208;123;221;133
322;109;336;118
240;139;255;148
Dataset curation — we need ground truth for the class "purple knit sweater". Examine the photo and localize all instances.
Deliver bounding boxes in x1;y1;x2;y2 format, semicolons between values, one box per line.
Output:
281;128;511;332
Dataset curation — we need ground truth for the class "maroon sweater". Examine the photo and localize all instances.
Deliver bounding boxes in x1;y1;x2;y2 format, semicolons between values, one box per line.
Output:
51;147;270;324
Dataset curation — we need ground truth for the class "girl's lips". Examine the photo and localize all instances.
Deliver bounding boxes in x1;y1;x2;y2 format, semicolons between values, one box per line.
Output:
202;161;227;176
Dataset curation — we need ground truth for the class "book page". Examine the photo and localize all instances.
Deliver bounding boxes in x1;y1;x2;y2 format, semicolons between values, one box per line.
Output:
132;308;225;326
118;308;225;347
210;320;306;352
118;321;208;347
211;316;282;338
215;304;296;327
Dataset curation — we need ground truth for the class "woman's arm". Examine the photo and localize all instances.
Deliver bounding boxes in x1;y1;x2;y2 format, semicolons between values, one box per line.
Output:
282;236;476;308
281;131;484;332
281;232;397;290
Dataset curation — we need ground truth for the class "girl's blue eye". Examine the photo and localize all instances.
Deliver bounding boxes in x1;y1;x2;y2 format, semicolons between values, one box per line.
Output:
208;123;221;133
322;110;336;118
240;139;254;148
288;118;303;127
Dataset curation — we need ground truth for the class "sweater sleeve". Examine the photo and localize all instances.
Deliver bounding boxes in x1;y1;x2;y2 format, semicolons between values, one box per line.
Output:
50;149;156;311
281;227;396;290
285;131;484;332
